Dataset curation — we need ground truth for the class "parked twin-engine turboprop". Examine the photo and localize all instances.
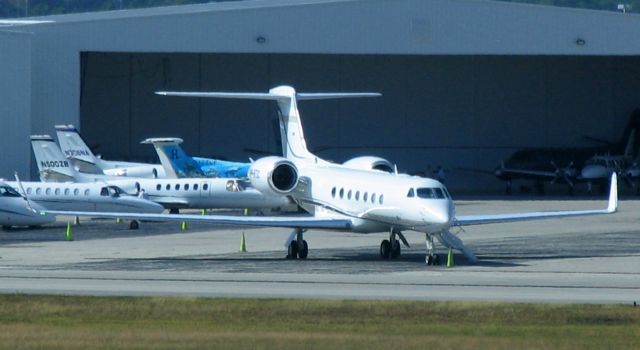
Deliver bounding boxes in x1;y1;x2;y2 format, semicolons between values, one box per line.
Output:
46;85;619;265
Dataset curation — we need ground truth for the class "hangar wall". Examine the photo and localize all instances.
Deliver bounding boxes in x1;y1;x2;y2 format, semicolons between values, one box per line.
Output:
80;52;640;191
0;31;32;179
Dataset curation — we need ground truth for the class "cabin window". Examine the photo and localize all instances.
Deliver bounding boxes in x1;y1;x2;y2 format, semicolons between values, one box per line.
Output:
166;184;170;191
203;184;209;191
54;188;60;195
363;192;368;202
27;187;32;195
175;184;180;191
355;191;360;201
73;188;79;196
64;188;70;196
331;187;336;198
379;194;384;204
371;193;376;203
347;190;352;200
407;188;415;198
36;188;42;195
84;189;90;196
156;184;161;191
339;188;344;199
185;184;189;191
45;188;51;195
194;184;199;191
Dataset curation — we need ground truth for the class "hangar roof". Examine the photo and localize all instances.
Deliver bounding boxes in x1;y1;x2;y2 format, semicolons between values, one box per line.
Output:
1;0;639;55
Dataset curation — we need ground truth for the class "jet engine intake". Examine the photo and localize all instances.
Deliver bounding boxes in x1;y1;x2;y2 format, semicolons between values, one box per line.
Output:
248;156;298;196
343;156;394;173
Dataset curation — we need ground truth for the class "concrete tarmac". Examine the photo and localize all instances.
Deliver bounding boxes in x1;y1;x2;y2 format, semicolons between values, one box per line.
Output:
0;198;639;304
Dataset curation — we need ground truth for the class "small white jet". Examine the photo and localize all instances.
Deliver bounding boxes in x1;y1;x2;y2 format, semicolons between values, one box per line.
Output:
47;86;618;264
0;180;54;229
32;135;293;213
55;125;166;178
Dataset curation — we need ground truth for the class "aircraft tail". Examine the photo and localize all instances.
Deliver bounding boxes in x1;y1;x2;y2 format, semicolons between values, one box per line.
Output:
156;86;380;162
31;135;80;182
616;109;640;156
55;124;104;172
140;138;202;178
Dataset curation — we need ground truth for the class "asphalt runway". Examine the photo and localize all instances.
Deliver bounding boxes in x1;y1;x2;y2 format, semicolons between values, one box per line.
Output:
0;198;639;304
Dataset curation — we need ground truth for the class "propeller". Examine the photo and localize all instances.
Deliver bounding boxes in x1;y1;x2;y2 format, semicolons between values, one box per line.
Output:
550;161;576;188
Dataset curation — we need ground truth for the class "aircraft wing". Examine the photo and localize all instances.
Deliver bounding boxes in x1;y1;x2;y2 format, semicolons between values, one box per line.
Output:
496;167;559;179
455;174;618;226
45;210;353;230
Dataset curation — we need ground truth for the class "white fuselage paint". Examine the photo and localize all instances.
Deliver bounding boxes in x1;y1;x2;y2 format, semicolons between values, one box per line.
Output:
0;182;54;227
6;181;165;214
289;162;454;234
135;178;291;210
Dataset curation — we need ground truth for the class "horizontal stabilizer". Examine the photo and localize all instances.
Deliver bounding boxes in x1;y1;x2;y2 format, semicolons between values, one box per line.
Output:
156;91;381;100
140;138;184;145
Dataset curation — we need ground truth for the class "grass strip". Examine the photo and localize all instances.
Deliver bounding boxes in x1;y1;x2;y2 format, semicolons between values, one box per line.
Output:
0;295;638;349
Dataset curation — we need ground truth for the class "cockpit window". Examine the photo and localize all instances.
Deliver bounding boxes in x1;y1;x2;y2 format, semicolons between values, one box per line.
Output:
407;188;415;198
416;187;446;199
100;186;122;197
0;186;21;197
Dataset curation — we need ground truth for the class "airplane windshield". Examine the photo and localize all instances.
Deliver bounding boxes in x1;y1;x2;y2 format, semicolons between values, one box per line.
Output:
416;187;446;199
0;186;22;197
100;186;122;198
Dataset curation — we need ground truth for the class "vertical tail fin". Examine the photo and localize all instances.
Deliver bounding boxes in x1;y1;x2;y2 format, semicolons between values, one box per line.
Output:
55;124;104;172
141;138;201;178
31;135;79;182
155;86;380;162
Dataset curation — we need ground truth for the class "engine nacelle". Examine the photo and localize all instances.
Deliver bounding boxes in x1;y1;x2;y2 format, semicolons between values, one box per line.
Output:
343;156;394;173
105;179;141;196
248;156;299;196
104;165;159;179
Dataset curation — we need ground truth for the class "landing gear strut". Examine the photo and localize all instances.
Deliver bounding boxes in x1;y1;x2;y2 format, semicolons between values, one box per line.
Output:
425;233;439;265
286;228;308;259
379;228;404;259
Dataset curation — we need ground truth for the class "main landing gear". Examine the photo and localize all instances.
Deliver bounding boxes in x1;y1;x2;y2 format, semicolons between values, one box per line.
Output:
379;228;409;259
286;228;308;259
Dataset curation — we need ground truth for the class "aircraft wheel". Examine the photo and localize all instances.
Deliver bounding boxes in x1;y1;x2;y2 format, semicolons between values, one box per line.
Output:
390;240;401;259
129;220;139;230
287;241;298;259
298;240;309;259
426;254;440;265
380;240;391;259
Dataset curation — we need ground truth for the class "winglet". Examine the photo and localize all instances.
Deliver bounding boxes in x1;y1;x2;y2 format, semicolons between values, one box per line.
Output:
607;172;618;213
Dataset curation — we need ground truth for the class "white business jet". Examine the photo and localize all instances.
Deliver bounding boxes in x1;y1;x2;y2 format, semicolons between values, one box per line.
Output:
0;180;54;229
46;86;618;264
55;125;165;178
32;135;292;212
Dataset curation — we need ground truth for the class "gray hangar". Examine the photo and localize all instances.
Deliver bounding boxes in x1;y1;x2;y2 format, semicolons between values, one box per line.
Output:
1;0;640;192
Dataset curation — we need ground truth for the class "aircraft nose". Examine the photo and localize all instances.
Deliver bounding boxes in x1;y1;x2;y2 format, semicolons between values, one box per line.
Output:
421;201;452;227
581;165;606;179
